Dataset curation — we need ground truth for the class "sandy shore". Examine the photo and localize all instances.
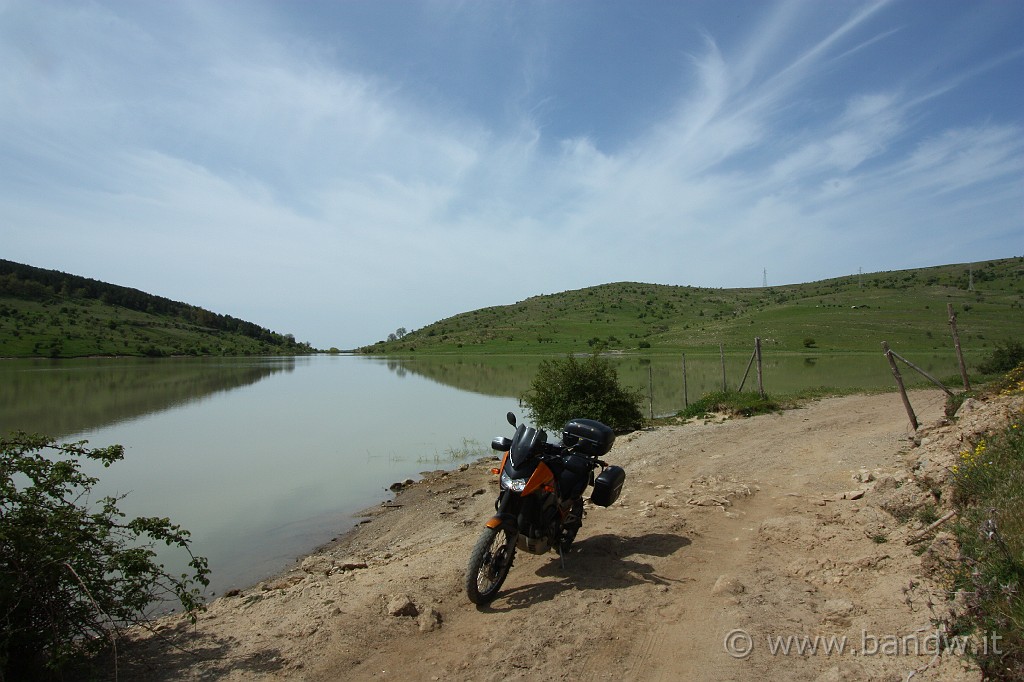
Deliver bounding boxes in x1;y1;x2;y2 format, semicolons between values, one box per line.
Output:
113;388;1022;681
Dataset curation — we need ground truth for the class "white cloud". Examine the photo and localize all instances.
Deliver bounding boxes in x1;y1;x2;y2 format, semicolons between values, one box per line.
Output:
1;0;1021;347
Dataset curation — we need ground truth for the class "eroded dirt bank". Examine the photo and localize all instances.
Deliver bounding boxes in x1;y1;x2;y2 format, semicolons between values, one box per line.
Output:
118;389;1022;681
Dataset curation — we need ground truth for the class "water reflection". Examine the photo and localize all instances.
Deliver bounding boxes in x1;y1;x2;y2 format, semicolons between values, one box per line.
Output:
0;357;295;437
378;351;962;416
0;351;963;596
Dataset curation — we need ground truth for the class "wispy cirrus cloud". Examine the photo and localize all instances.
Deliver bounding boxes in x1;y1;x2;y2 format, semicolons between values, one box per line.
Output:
0;0;1020;347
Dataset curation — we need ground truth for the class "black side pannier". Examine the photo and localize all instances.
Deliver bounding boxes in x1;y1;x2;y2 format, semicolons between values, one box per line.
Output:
562;418;615;457
558;453;592;499
590;465;625;507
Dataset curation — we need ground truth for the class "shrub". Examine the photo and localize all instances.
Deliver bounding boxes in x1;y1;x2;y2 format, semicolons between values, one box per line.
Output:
977;340;1024;375
945;376;1024;677
520;353;645;432
0;433;209;678
677;390;780;420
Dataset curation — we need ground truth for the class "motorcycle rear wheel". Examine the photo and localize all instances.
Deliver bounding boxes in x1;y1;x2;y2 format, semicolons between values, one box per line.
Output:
466;525;516;605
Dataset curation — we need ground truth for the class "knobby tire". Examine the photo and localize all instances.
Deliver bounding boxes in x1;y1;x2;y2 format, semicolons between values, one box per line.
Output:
466;525;516;605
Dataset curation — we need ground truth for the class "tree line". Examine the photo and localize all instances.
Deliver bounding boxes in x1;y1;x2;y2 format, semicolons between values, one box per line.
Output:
0;259;310;350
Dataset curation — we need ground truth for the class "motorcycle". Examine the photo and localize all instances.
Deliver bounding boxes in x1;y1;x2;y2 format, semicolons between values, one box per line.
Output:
465;412;626;605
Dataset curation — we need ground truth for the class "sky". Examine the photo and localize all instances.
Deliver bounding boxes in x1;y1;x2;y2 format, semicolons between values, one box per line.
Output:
1;1;1022;350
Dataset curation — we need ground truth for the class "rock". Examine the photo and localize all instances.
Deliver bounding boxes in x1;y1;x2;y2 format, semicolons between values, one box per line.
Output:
687;495;730;507
417;607;443;632
301;555;336;576
873;474;900;493
262;578;298;591
387;594;419;618
821;598;855;625
920;531;958;573
955;398;980;417
711;575;745;596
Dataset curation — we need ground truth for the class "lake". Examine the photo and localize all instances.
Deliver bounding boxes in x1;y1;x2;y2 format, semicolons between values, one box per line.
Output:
0;350;961;596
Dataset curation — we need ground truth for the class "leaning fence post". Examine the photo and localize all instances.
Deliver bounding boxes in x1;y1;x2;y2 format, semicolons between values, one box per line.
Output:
947;303;971;391
755;337;765;398
883;341;918;430
738;348;756;392
890;349;955;398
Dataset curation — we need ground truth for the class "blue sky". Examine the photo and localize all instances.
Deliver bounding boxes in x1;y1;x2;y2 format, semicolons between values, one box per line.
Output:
2;0;1022;349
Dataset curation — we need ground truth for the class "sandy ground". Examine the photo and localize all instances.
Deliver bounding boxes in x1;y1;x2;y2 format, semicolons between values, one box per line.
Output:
115;388;1023;681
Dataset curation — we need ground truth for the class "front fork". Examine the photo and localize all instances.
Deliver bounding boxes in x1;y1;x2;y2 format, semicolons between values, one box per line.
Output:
485;489;518;530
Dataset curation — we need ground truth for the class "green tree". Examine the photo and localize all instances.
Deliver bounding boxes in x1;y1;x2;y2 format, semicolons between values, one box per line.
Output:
520;352;645;432
0;433;209;678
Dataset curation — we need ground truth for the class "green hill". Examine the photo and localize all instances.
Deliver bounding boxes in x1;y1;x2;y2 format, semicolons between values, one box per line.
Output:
0;260;316;358
361;258;1024;356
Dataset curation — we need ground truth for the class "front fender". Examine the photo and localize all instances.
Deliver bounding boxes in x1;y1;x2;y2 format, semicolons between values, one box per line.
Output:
485;490;518;529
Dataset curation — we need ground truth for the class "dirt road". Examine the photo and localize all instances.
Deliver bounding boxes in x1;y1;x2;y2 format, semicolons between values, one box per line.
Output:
122;389;1008;681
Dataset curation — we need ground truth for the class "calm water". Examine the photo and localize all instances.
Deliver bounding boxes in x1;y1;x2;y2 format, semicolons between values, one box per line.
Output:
0;350;961;596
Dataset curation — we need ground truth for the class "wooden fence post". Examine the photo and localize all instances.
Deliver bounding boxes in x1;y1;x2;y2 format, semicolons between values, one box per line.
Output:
681;354;689;408
883;341;918;430
738;348;756;392
889;349;955;398
948;303;971;391
720;343;727;392
756;337;764;398
648;365;654;420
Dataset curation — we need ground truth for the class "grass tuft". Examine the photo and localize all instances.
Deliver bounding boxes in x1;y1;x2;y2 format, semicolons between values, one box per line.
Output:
945;363;1024;678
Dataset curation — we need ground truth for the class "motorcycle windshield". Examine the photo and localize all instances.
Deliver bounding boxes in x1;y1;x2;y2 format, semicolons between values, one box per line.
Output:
503;453;540;480
509;424;547;468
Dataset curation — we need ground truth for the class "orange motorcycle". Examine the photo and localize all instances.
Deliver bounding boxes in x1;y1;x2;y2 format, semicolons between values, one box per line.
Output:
465;412;625;605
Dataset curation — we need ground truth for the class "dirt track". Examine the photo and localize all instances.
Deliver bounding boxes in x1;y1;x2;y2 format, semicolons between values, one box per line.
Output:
120;389;1022;681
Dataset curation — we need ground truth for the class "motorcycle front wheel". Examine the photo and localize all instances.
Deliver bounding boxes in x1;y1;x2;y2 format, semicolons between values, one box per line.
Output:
466;525;516;605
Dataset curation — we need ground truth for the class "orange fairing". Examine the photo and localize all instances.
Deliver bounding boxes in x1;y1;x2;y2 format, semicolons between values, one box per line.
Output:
521;461;555;496
491;451;509;476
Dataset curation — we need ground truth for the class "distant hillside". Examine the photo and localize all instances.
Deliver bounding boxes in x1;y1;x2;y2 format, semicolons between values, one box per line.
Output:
0;260;316;358
360;258;1024;356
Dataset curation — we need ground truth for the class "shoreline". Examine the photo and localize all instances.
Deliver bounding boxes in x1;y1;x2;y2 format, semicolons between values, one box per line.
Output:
118;388;1005;681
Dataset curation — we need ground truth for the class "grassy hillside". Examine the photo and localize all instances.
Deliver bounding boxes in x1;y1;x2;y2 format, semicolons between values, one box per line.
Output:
0;260;316;358
360;258;1024;356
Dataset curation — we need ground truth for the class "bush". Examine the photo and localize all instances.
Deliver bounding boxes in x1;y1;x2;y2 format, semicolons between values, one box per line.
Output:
947;411;1024;678
977;340;1024;375
677;391;780;420
0;433;209;678
520;353;645;432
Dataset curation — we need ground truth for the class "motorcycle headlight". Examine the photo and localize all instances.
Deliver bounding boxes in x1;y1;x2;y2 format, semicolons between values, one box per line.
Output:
500;470;527;492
